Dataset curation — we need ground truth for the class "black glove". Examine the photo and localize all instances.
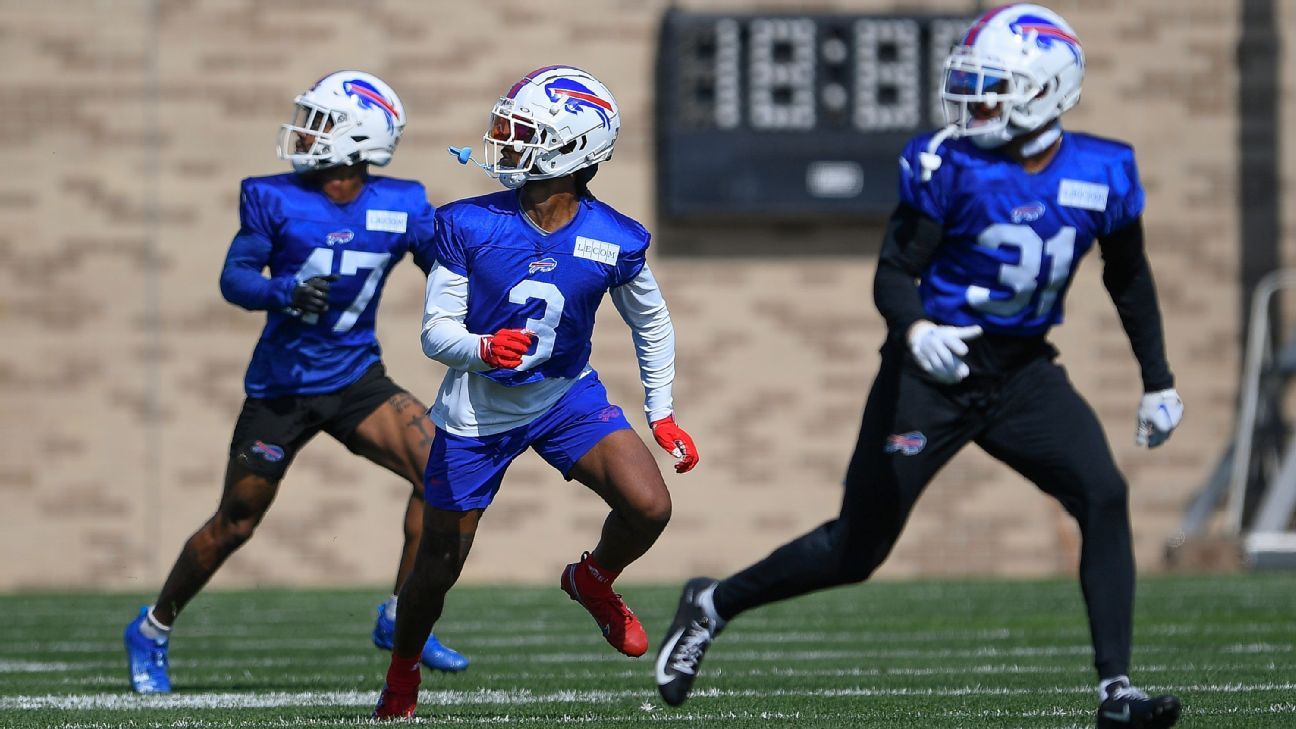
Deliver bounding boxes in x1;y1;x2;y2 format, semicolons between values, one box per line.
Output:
291;275;336;315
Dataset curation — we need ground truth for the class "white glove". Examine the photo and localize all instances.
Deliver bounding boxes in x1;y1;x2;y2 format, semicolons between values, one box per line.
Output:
907;321;983;384
1136;388;1183;448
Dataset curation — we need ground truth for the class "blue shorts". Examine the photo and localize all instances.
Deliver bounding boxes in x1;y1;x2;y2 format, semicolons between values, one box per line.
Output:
422;373;632;511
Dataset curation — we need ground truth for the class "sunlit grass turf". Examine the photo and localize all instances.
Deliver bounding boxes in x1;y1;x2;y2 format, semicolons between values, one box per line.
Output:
0;573;1292;728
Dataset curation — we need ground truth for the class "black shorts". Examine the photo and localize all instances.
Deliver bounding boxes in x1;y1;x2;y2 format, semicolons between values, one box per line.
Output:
229;362;406;480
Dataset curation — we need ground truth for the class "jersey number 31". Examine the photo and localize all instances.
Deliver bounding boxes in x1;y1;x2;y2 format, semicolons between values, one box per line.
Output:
967;224;1077;319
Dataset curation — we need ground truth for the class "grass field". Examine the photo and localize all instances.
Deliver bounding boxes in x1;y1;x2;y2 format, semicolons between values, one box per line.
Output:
0;573;1292;728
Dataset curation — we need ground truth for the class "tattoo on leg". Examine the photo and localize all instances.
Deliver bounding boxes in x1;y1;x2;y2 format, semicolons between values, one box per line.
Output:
407;415;435;449
388;392;419;413
390;392;435;449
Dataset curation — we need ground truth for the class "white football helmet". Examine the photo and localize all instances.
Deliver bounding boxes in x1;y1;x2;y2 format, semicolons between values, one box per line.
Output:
278;71;406;173
941;4;1084;147
482;66;620;189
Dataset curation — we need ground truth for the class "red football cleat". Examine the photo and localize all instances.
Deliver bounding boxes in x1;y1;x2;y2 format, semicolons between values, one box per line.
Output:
561;552;648;658
372;683;417;721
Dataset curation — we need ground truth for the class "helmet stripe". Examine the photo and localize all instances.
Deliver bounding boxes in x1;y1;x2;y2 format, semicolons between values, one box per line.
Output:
507;64;571;99
963;4;1013;45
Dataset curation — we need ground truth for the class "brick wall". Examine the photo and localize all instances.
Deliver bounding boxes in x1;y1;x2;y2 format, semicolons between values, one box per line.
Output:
0;0;1252;589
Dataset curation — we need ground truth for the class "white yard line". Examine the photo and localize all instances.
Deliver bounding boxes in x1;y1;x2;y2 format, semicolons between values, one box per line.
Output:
4;682;1296;712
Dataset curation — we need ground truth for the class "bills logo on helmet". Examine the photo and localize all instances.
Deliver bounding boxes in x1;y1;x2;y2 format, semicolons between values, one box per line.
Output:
528;257;558;274
1011;202;1046;223
326;229;355;246
1010;14;1082;61
884;432;927;456
544;78;613;128
963;6;1081;61
343;78;400;132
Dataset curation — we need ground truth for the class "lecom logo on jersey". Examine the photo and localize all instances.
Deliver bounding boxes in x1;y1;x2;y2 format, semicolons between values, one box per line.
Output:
573;236;620;266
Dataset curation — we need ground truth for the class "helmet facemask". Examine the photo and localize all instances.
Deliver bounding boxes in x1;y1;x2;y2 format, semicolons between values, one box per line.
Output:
278;101;361;172
482;101;548;189
941;52;1039;148
482;97;606;189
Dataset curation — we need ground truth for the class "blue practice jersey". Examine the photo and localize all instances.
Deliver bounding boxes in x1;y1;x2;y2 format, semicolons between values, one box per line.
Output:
899;130;1144;337
433;191;649;387
224;173;437;398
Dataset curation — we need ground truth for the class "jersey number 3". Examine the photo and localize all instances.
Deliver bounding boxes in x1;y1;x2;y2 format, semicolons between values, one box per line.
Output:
509;280;565;370
967;224;1076;318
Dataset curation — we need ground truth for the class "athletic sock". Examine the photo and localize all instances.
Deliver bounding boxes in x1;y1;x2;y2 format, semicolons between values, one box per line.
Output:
140;607;171;641
383;594;399;622
386;653;422;691
578;553;621;590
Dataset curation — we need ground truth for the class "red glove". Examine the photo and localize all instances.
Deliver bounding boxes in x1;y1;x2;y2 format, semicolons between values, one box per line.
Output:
650;415;699;474
479;328;533;369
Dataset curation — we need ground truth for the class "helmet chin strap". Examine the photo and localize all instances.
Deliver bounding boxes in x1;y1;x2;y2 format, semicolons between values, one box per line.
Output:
919;125;960;182
971;128;1015;149
1015;120;1062;158
919;119;1062;183
448;145;529;188
498;171;528;189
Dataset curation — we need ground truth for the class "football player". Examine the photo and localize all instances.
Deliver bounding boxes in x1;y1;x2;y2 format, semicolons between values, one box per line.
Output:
123;71;468;694
371;65;698;720
656;6;1183;729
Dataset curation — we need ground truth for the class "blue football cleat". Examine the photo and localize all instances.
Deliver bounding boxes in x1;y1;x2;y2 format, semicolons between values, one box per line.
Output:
124;606;171;694
372;602;469;673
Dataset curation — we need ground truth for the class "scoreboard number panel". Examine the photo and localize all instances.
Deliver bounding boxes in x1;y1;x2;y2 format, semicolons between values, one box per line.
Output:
656;10;974;221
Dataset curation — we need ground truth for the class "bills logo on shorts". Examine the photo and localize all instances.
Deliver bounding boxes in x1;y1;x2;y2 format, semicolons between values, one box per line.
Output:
529;257;558;274
250;440;285;463
885;432;927;456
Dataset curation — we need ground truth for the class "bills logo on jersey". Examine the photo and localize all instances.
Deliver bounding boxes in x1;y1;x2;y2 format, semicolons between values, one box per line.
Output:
545;78;614;128
885;432;927;456
326;229;355;246
528;257;558;274
250;440;285;463
1011;202;1046;223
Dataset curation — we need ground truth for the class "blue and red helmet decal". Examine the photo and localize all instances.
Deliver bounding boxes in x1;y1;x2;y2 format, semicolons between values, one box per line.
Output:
1011;14;1082;60
343;78;401;131
544;78;613;128
504;67;614;129
963;5;1082;62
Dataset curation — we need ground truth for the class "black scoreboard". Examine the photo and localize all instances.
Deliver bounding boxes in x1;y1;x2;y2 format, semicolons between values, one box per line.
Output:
655;10;974;221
